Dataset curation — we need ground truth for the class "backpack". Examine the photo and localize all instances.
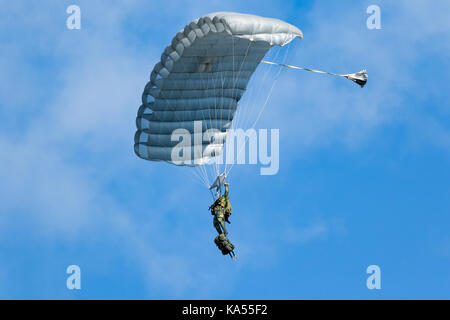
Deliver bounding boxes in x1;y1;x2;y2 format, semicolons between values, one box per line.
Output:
214;234;235;255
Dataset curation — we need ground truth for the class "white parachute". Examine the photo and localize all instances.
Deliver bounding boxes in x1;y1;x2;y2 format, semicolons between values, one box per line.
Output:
134;12;302;188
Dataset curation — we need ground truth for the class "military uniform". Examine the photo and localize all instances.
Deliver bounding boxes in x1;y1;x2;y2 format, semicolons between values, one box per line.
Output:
212;185;232;235
211;184;237;259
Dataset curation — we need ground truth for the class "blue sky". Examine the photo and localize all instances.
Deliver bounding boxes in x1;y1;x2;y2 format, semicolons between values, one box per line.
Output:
0;0;449;299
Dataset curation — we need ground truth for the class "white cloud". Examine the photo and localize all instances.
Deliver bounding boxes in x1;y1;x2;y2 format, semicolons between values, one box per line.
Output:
283;223;329;245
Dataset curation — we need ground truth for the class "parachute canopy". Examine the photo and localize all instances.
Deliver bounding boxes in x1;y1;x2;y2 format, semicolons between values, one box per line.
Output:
135;12;302;166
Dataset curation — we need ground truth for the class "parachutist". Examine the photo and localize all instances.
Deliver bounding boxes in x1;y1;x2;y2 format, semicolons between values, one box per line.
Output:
210;182;232;235
132;12;369;260
210;181;236;258
211;195;228;235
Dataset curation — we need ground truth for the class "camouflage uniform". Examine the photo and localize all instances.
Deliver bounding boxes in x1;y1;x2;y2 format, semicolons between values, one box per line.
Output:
211;184;237;259
212;185;232;235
